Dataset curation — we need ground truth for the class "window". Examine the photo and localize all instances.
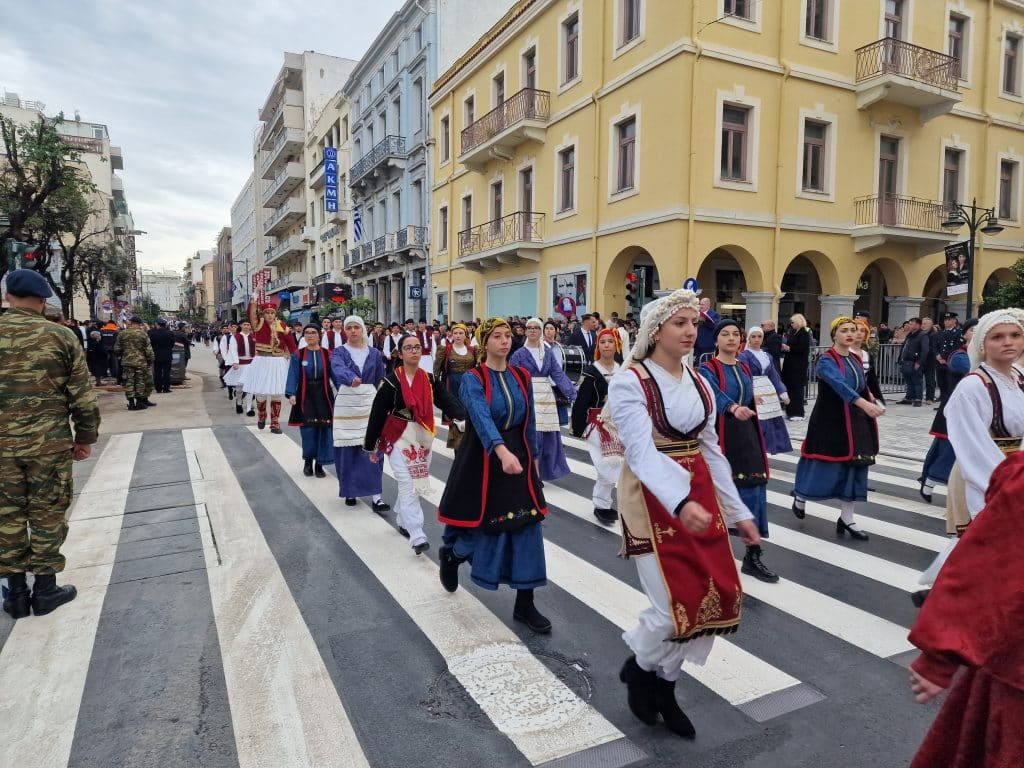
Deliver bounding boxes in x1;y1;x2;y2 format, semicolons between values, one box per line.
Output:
439;206;448;251
943;149;962;205
621;0;642;45
92;126;104;139
412;80;423;133
491;182;503;232
1004;34;1021;96
948;15;966;79
464;95;475;127
885;0;903;40
341;117;349;141
414;24;423;52
523;47;537;90
802;120;827;192
520;167;534;213
559;146;576;212
440;115;450;162
493;72;505;107
721;105;749;182
999;160;1017;220
390;51;399;78
462;195;473;229
805;0;830;42
615;117;637;192
724;0;751;20
563;13;580;84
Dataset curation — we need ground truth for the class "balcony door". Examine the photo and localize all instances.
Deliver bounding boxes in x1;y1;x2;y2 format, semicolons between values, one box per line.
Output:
883;0;904;72
879;136;900;226
520;167;534;240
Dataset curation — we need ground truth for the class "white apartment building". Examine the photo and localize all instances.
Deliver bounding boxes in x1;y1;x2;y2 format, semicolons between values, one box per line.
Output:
230;172;257;310
139;268;182;312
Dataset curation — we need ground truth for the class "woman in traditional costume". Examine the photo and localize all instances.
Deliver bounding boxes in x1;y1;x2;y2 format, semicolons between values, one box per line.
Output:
437;319;551;633
285;326;335;478
608;289;762;739
850;318;886;405
364;334;465;555
544;320;571;427
907;450;1024;768
509;317;576;480
737;326;792;454
791;317;885;541
570;328;624;525
699;320;779;583
330;315;389;513
433;323;476;450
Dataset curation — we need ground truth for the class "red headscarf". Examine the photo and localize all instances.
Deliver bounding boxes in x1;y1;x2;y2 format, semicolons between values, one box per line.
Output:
399;367;435;435
594;327;622;360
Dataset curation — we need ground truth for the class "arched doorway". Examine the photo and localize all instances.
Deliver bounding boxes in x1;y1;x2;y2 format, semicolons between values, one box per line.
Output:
853;257;909;323
921;266;949;320
602;245;662;318
980;267;1018;314
695;245;763;326
779;253;829;331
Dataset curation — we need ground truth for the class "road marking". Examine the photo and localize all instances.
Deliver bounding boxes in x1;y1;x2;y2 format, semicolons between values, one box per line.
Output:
184;428;371;768
769;451;946;495
0;432;141;768
253;428;633;767
770;467;945;520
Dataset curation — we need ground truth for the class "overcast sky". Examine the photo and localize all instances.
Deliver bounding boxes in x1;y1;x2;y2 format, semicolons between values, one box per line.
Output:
0;0;405;272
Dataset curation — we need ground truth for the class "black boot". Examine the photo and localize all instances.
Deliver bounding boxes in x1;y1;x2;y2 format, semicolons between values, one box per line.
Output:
438;545;464;593
741;544;779;583
594;508;619;525
303;459;314;477
911;589;930;608
235;403;243;414
227;386;234;399
126;397;138;410
314;461;326;478
618;655;659;725
31;574;77;616
513;589;551;633
2;573;31;619
653;677;696;739
139;398;157;407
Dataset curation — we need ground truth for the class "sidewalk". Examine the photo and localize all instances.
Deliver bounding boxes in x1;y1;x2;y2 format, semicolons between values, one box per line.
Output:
785;399;935;463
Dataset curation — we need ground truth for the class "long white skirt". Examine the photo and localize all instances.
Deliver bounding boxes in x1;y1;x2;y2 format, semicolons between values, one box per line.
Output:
240;356;288;397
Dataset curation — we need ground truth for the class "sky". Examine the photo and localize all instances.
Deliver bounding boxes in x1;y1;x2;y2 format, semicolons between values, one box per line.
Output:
0;0;405;272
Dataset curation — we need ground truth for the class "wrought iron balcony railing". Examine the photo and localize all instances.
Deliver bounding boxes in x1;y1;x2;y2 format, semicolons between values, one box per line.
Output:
350;135;406;184
855;38;960;92
460;88;551;156
854;195;952;231
458;211;544;258
396;225;427;249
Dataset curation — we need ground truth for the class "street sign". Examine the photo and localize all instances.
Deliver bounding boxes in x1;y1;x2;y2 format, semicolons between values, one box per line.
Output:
683;277;699;292
101;301;114;312
409;285;423;300
556;296;577;318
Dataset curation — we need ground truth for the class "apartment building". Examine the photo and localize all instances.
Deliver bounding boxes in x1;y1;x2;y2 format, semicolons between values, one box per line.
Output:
214;226;233;320
230;172;257;315
429;0;1024;329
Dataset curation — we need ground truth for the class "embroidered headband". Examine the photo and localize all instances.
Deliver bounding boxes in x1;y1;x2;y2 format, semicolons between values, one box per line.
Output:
631;288;701;361
969;309;1024;367
475;317;511;360
830;316;856;338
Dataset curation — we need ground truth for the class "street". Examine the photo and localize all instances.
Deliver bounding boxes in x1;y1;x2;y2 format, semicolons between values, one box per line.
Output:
0;351;943;768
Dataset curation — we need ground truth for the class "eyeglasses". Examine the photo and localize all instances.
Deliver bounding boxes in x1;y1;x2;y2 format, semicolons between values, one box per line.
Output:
402;344;422;351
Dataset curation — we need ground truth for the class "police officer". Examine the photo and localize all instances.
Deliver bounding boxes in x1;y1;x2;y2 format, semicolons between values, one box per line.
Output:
114;315;156;410
1;270;100;619
148;319;176;394
934;311;963;402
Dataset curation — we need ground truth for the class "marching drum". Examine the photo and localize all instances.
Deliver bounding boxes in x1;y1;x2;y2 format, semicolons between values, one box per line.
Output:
560;345;587;384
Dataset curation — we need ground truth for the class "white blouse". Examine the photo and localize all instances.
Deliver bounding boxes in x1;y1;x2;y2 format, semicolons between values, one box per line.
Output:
344;343;370;371
608;360;752;525
946;364;1024;517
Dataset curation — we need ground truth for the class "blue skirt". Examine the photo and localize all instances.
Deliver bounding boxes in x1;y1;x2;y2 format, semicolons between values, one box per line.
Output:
537;431;570;481
760;416;793;455
793;457;869;502
334;445;383;498
920;438;955;484
739;485;769;537
442;523;547;591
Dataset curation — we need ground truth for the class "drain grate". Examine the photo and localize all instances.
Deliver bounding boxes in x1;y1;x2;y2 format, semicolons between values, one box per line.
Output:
737;682;826;722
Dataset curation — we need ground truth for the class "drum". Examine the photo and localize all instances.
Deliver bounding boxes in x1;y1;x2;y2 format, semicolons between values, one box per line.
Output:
561;345;587;384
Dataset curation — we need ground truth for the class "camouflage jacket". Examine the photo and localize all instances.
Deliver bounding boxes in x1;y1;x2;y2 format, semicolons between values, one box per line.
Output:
0;308;101;455
114;326;154;367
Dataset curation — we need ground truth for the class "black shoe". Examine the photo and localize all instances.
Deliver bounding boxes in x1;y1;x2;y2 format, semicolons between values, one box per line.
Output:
413;541;430;555
372;499;391;514
654;677;696;739
345;497;357;507
140;399;157;407
594;507;619;525
246;410;256;417
314;462;326;478
919;481;933;504
397;526;410;538
257;421;266;430
1;573;30;619
303;459;314;477
836;518;869;541
741;545;779;583
220;381;226;388
911;589;930;608
235;403;243;414
439;546;463;593
913;400;922;407
619;655;659;725
31;574;77;616
228;387;235;399
896;399;913;405
513;590;552;633
792;500;805;520
126;397;139;410
270;426;282;434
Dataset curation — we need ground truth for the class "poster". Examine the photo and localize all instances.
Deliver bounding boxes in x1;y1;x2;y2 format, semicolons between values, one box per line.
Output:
945;241;969;297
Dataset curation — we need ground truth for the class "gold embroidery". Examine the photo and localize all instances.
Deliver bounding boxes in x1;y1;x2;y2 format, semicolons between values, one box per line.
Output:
673;603;690;635
695;578;723;626
732;584;743;618
653;522;677;544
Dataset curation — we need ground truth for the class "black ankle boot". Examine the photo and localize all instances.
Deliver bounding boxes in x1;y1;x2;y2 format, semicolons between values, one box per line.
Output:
303;459;314;477
127;397;138;410
31;574;77;616
654;677;696;739
438;546;463;593
619;655;659;725
741;544;779;583
2;573;31;619
314;461;326;478
513;589;551;633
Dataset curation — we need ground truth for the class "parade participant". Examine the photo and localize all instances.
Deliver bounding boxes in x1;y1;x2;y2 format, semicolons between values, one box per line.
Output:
1;270;99;619
288;319;304;348
364;334;465;554
114;316;156;410
509;317;576;481
416;319;435;372
321;316;346;352
370;321;386;351
224;320;256;416
148;319;176;394
699;320;779;583
738;326;792;454
331;315;389;512
608;289;760;739
437;319;550;633
217;323;236;395
286;326;334;478
851;318;886;404
382;322;404;367
781;313;811;420
906;451;1024;768
433;323;476;450
791;317;885;540
86;330;107;386
544;320;572;426
243;301;297;434
570;328;624;525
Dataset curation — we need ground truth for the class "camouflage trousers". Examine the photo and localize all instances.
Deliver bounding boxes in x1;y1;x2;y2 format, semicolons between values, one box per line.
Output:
0;453;73;575
122;364;152;399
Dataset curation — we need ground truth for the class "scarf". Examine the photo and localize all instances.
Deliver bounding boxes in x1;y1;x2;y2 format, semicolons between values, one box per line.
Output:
399;366;435;435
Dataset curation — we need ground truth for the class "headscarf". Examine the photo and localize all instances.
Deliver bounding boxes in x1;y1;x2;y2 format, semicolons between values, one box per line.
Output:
594;327;622;360
712;318;740;342
525;317;544;329
746;326;764;340
853;317;871;337
968;309;1024;367
475;317;511;362
631;288;701;361
450;322;468;335
343;315;366;335
829;316;856;338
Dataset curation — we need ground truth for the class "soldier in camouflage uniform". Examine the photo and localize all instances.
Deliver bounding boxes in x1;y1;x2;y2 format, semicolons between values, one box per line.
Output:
114;315;156;410
1;270;100;619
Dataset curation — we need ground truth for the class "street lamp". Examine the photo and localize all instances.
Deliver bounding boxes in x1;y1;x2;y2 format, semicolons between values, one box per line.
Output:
941;198;1004;319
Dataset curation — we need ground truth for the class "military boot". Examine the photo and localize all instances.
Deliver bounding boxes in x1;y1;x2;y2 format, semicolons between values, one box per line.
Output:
139;397;157;407
126;397;139;410
31;574;77;616
2;573;31;619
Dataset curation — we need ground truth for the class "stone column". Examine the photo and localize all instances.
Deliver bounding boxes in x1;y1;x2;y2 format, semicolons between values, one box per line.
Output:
741;291;777;326
391;275;404;322
818;294;860;337
885;296;926;327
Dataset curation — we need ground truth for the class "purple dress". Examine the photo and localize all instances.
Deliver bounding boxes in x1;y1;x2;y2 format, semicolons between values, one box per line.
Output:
738;348;793;454
509;345;575;481
330;345;387;498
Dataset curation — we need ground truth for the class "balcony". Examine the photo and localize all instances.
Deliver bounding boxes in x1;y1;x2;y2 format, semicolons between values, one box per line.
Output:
327;206;350;225
855;38;962;122
263;197;305;237
259;54;303;120
309;158;326;189
261;89;303;141
457;211;544;270
262;162;304;208
852;195;956;255
267;270;309;293
109;145;123;170
111;174;124;200
350;135;406;188
260;128;305;180
265;235;307;267
394;224;428;260
460;88;550;172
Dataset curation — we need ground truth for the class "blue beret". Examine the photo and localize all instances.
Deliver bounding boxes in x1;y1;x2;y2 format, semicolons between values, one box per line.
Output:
5;269;52;298
128;315;143;324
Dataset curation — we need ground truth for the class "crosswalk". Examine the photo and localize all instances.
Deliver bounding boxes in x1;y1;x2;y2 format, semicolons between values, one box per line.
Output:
0;424;943;767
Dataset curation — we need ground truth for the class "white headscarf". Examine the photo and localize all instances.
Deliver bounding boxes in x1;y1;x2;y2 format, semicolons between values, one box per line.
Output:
343;315;366;335
968;309;1024;367
630;289;701;362
747;326;764;340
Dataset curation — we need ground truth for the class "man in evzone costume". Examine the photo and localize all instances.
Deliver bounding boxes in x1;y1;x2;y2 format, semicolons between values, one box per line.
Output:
242;301;297;433
224;320;256;416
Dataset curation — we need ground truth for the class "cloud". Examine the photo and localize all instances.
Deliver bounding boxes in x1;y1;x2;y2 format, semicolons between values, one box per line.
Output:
0;0;403;271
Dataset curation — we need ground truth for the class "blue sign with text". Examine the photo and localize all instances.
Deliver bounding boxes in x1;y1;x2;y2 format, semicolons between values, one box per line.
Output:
324;146;339;214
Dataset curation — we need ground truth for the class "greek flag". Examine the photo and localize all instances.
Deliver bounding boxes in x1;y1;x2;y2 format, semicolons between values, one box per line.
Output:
352;206;363;242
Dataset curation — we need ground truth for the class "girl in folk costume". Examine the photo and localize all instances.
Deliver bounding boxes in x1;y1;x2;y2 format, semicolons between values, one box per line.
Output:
698;320;780;583
544;320;571;427
791;318;885;541
242;301;297;433
437;319;551;633
907;451;1024;768
607;290;762;739
223;320;257;416
330;315;390;513
850;318;886;404
285;326;335;478
364;334;466;555
509;317;576;481
737;326;792;454
570;328;625;525
433;323;476;450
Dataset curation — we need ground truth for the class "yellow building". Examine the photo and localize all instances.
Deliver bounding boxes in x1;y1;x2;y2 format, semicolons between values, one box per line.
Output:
429;0;1024;330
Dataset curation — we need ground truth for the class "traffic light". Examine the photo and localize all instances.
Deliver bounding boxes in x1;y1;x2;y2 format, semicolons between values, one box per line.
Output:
4;240;37;270
625;271;639;308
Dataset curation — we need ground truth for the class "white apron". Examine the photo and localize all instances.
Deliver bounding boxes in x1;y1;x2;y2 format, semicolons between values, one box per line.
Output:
332;383;377;447
531;376;560;433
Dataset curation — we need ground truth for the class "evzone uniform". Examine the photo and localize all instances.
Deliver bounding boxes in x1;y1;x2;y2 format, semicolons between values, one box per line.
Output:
240;302;297;433
570;355;622;524
223;331;256;415
217;332;233;394
416;328;435;372
321;329;345;352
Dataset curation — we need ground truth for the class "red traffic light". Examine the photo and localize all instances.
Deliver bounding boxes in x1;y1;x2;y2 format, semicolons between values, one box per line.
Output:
626;271;638;282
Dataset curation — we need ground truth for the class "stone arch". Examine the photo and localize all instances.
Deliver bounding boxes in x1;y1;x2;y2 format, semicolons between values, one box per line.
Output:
980;267;1018;314
780;250;842;297
602;244;664;315
854;256;911;323
695;244;766;294
777;252;836;329
920;265;949;320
